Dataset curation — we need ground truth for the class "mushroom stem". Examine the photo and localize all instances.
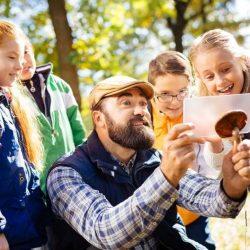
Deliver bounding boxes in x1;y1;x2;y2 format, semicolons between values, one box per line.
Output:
232;127;241;154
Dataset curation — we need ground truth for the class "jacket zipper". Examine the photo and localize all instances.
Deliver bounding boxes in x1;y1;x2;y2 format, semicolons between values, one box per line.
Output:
8;101;31;189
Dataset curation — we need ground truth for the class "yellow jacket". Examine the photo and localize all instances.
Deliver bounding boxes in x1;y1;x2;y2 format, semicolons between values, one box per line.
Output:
151;101;199;225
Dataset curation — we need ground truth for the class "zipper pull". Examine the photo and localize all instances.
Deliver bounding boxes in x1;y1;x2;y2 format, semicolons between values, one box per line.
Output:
0;125;2;148
52;129;58;137
19;172;25;185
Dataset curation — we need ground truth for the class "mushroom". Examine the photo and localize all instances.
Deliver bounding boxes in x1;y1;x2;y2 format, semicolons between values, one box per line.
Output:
215;110;247;153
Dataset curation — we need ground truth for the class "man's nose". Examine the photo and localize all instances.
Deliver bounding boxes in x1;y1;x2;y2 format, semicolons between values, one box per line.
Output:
134;106;146;116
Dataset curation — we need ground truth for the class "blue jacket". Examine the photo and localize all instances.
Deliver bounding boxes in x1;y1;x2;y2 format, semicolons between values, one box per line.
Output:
49;131;202;249
0;91;47;249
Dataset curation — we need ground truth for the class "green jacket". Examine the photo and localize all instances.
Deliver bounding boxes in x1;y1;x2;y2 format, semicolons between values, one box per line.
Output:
26;64;85;193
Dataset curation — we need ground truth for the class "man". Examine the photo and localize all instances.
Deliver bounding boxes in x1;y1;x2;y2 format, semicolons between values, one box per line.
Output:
47;76;250;250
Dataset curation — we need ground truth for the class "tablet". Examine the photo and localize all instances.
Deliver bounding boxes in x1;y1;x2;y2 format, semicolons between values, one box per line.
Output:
183;93;250;137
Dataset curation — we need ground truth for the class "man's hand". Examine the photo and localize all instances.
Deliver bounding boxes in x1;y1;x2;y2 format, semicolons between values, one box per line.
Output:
222;140;250;200
0;234;9;250
160;123;205;187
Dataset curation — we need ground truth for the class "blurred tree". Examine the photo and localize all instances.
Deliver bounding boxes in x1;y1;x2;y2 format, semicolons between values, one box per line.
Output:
166;0;237;52
129;0;248;52
2;0;11;17
48;0;81;105
1;0;250;100
70;0;150;84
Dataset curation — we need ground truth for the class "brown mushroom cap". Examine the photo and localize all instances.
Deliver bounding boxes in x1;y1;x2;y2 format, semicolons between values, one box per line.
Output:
215;110;247;138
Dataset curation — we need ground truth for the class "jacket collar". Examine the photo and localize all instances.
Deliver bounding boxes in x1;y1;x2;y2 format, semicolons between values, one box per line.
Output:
34;63;52;84
87;131;127;177
86;131;161;180
0;89;11;106
35;63;52;75
21;63;52;88
0;90;5;103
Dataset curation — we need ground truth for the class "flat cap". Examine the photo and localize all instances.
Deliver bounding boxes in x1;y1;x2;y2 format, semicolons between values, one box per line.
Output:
89;75;154;109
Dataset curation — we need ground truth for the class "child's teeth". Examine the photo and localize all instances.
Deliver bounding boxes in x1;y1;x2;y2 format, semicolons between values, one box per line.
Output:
219;85;232;92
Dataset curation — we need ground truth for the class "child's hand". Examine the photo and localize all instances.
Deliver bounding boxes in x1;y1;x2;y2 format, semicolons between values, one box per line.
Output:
204;136;223;153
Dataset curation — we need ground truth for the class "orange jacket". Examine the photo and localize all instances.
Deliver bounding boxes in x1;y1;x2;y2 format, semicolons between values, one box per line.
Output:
151;101;199;225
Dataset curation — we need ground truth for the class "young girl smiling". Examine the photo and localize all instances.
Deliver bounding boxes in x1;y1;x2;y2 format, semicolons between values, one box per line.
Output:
189;29;250;172
0;20;47;249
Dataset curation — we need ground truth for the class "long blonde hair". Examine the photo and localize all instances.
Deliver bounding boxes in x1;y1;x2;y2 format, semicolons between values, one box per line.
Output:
0;20;43;170
189;29;250;96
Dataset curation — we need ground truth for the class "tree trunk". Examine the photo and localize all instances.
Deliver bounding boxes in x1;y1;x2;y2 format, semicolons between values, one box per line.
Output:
47;0;81;106
173;28;184;52
166;0;190;52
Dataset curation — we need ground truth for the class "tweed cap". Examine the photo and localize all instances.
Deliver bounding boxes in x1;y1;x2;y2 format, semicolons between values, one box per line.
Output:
89;75;154;109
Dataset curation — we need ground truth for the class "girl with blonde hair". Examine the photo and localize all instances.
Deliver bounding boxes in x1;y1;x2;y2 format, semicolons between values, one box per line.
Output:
0;20;47;249
189;29;250;173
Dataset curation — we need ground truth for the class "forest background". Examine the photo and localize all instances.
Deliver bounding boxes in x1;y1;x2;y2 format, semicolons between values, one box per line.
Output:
1;1;249;249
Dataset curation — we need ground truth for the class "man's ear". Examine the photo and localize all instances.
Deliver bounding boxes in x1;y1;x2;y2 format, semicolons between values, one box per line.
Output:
92;110;105;128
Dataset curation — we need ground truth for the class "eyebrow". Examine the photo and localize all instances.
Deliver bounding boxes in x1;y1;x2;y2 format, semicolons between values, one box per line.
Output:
25;47;32;51
202;70;213;75
118;93;132;98
118;91;147;99
158;87;188;94
7;51;19;56
203;61;232;73
219;62;232;66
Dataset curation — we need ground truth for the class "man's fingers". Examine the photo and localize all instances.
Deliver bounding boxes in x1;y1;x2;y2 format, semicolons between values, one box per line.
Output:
232;150;250;164
167;134;204;149
165;123;194;141
166;147;196;172
229;146;250;181
234;158;250;172
174;144;195;158
181;151;196;166
238;166;250;179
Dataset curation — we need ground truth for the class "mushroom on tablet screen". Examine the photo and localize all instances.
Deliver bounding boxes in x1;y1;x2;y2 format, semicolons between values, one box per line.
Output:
215;110;247;153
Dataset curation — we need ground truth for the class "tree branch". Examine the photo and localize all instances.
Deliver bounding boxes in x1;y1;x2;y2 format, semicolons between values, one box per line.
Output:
188;0;213;21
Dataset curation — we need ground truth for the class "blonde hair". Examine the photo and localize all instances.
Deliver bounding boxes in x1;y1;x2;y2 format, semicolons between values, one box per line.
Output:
0;20;19;42
189;29;250;96
148;51;193;85
0;20;43;170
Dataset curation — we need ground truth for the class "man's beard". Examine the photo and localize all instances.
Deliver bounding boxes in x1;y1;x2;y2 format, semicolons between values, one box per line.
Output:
103;112;155;150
